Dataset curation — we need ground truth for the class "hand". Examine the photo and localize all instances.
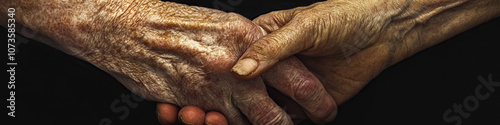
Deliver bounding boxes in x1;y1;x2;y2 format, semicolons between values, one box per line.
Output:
2;0;337;124
156;56;336;125
72;2;298;125
227;1;404;121
154;0;434;123
155;0;397;123
247;0;397;105
230;0;500;122
156;0;500;124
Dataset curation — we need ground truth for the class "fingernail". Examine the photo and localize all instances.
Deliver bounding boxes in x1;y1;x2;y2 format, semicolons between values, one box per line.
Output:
232;58;258;76
179;115;184;123
179;115;192;125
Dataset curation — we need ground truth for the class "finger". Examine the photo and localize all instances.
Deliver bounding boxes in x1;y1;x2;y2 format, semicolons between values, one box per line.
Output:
233;79;294;125
267;87;308;123
263;57;338;124
231;10;316;79
157;103;179;125
205;111;228;125
178;106;205;125
253;7;307;33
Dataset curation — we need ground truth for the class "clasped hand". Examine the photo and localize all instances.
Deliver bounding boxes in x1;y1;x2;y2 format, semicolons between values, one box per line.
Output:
6;0;496;124
156;0;405;124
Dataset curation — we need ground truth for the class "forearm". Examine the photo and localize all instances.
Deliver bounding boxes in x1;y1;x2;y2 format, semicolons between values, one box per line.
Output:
0;0;156;56
384;0;500;65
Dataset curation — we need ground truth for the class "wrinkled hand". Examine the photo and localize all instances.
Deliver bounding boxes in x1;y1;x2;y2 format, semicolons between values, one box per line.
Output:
230;0;498;122
8;0;338;124
78;1;296;124
228;0;405;120
160;0;500;124
156;57;336;125
155;0;401;124
2;0;339;124
254;0;399;105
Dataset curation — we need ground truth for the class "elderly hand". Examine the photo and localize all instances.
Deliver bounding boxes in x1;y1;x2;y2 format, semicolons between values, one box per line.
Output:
233;0;500;106
156;57;334;125
168;0;500;124
1;0;339;124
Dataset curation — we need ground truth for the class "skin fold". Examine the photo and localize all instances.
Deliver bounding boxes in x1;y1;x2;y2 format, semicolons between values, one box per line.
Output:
1;0;339;124
162;0;500;124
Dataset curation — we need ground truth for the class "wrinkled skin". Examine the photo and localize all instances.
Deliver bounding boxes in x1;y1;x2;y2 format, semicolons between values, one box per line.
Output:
252;0;406;107
3;0;499;124
165;0;500;124
1;0;337;124
247;0;500;106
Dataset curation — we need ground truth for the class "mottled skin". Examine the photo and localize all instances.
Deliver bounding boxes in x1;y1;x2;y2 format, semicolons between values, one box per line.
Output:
271;0;500;105
2;0;500;124
235;0;500;109
169;0;500;124
1;0;334;124
249;0;500;106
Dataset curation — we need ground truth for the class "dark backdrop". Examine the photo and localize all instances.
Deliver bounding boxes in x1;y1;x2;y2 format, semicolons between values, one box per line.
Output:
3;0;499;125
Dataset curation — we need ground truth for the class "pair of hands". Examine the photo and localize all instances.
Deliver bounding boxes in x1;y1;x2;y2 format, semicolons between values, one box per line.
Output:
4;0;498;124
154;0;405;124
151;0;500;124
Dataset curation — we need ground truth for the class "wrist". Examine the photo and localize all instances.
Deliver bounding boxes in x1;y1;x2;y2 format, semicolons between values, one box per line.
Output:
1;0;154;57
380;0;500;65
1;0;103;56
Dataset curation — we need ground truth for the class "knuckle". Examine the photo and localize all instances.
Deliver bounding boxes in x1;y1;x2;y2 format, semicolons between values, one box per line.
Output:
226;12;247;20
297;15;317;28
255;11;279;21
293;76;319;101
225;13;254;29
223;13;264;43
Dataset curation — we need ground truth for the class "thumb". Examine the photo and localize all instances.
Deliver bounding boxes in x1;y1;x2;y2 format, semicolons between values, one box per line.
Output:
232;11;316;79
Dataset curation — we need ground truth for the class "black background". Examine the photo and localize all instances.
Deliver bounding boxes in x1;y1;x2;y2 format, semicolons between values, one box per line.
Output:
3;0;499;125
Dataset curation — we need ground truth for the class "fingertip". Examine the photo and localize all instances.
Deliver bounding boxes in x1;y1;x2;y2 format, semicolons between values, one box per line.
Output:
231;57;279;80
204;111;228;125
157;103;179;125
306;95;338;124
232;25;312;80
178;106;205;125
231;58;258;77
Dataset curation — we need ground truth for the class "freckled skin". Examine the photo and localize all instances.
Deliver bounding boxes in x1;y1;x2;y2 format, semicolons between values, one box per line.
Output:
3;0;499;124
182;0;500;124
0;0;318;124
240;0;500;105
